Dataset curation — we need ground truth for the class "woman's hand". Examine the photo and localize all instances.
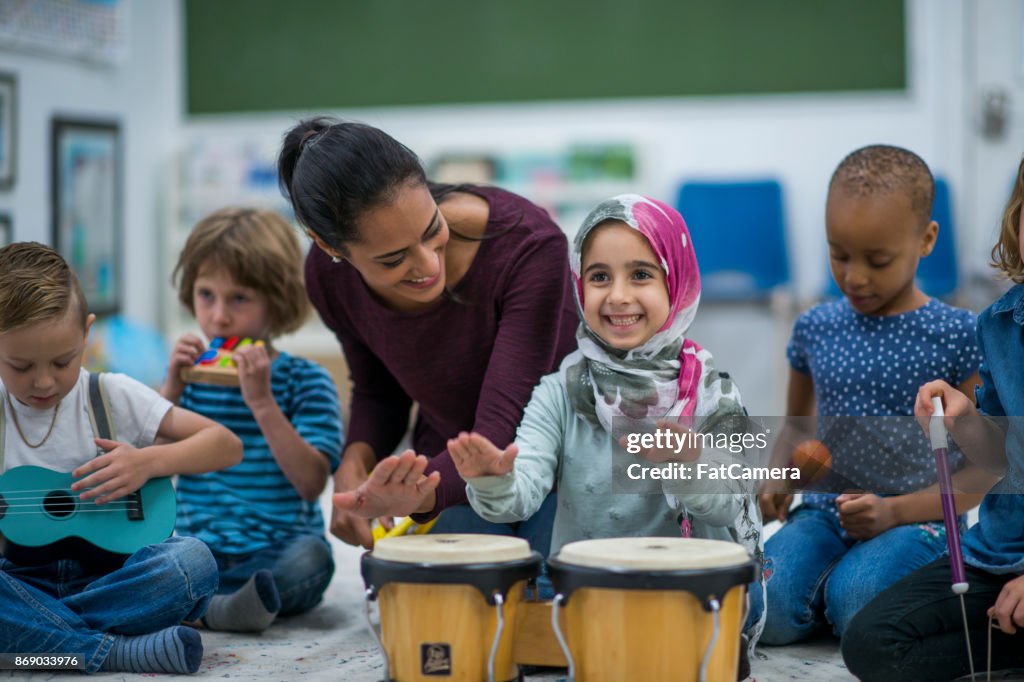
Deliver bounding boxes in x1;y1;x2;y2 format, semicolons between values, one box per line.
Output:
332;450;441;534
329;502;379;549
329;459;375;548
447;432;518;478
330;446;378;548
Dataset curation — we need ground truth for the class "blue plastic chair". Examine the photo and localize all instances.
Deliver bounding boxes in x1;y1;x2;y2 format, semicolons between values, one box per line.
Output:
824;177;958;299
919;178;958;297
676;180;791;300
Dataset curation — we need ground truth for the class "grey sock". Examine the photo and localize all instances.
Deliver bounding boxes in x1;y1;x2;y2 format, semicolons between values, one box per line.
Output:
201;569;280;632
101;625;202;674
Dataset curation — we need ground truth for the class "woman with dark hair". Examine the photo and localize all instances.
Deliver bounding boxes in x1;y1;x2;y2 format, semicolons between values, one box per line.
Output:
278;118;576;552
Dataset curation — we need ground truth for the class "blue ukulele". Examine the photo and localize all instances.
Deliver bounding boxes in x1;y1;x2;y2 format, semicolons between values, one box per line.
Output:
0;465;176;554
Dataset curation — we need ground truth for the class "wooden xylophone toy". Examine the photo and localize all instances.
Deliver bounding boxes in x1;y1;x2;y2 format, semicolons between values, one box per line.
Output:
179;336;263;387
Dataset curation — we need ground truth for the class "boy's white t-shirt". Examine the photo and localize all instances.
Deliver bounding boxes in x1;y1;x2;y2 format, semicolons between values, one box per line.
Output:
1;369;172;473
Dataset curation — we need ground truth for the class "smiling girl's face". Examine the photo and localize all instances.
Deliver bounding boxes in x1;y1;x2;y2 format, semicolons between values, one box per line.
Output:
581;221;670;350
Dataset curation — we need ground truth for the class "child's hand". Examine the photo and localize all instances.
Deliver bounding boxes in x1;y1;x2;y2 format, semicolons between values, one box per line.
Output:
163;334;206;401
915;379;976;436
447;432;518;478
332;450;441;521
619;419;702;463
988;574;1024;634
233;343;273;410
759;492;794;522
836;493;897;539
70;438;154;504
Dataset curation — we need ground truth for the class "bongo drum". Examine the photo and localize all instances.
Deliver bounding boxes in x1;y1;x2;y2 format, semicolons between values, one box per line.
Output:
548;537;758;682
362;534;542;682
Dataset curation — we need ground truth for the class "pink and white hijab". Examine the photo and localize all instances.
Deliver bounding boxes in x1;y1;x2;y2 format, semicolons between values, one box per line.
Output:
560;195;763;650
561;194;729;432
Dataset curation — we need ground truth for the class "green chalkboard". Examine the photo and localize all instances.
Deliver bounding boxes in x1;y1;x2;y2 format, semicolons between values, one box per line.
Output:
185;0;905;114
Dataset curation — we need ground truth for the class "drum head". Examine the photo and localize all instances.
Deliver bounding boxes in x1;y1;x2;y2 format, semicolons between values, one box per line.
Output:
372;533;532;565
557;537;750;571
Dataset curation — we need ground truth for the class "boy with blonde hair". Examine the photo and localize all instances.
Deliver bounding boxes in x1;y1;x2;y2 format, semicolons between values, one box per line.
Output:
0;242;243;674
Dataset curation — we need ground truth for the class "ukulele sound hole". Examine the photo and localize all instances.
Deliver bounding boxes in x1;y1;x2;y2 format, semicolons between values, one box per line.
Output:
43;490;76;518
0;493;6;520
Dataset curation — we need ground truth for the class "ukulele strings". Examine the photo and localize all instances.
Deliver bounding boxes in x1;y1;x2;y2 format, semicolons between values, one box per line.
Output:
2;509;135;515
0;486;124;495
0;493;134;503
0;487;140;514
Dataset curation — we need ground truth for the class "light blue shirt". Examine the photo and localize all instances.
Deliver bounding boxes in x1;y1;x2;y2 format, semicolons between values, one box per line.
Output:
466;373;752;555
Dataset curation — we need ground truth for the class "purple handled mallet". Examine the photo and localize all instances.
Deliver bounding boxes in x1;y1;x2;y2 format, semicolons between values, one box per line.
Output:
930;396;975;677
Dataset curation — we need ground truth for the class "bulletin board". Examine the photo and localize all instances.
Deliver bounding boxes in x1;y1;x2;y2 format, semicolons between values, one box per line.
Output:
185;0;906;114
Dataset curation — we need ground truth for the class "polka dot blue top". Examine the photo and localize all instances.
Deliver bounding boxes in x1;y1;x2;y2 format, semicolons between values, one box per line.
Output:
788;297;981;503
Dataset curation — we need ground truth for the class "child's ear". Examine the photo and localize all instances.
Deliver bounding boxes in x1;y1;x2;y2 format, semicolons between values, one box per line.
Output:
83;313;96;342
920;220;939;257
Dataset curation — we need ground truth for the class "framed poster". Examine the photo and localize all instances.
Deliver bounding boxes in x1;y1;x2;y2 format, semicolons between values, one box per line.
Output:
0;73;15;188
51;117;121;314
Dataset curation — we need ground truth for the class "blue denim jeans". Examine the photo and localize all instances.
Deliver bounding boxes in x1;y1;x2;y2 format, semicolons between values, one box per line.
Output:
761;505;948;645
213;534;334;617
0;536;217;674
746;578;765;639
431;492;557;598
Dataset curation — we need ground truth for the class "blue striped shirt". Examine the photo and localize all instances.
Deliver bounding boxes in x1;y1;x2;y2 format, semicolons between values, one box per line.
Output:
176;352;343;554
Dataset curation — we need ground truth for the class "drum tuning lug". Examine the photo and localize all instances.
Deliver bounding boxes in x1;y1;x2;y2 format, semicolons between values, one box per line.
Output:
700;597;723;682
487;592;506;682
363;588;389;681
550;594;576;682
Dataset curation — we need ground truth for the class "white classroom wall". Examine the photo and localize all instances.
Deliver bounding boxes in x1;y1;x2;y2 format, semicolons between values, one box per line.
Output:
184;0;975;307
0;2;182;328
0;0;1013;332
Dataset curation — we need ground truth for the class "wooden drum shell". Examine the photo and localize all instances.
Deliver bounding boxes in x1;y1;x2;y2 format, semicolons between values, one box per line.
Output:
362;534;542;682
549;537;758;682
378;580;527;682
558;582;746;682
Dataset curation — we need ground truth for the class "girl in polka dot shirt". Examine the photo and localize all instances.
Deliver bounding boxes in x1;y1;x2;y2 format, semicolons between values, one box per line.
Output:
758;145;995;646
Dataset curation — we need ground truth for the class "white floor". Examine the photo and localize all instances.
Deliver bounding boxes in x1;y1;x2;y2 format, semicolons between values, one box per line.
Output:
2;527;857;682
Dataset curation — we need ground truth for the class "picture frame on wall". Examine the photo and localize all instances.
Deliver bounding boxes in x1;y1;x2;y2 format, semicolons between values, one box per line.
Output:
0;73;15;189
52;117;121;314
0;212;10;245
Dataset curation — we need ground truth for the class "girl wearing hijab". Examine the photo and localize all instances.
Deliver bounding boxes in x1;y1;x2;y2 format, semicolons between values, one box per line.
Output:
447;194;765;655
